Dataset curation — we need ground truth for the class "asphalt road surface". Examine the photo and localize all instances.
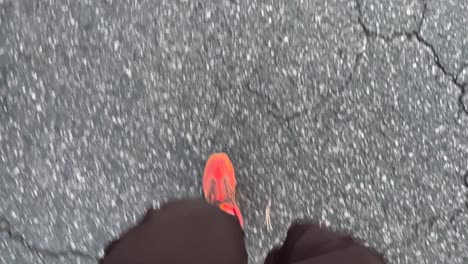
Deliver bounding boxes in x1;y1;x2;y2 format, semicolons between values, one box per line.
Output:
1;0;468;263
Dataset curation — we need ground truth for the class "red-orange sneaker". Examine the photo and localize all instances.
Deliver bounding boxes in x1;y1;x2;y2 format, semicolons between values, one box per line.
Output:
203;153;244;228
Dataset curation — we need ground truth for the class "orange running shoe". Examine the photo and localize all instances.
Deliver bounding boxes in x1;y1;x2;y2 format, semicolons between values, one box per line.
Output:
203;153;244;228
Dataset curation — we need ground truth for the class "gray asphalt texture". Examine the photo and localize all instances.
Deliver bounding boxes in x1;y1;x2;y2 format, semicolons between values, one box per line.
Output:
1;0;467;263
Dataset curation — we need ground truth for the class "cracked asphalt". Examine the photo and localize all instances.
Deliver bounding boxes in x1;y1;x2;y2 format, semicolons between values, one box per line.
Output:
1;0;467;263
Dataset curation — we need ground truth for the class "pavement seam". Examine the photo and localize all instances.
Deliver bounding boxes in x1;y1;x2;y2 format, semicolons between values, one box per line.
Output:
0;217;97;261
355;0;468;118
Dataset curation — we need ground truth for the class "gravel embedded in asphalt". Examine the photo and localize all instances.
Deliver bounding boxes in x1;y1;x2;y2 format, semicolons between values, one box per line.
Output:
0;0;467;263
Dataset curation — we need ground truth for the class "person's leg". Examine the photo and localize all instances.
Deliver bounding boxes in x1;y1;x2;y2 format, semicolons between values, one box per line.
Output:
100;199;247;264
101;153;246;264
265;222;385;264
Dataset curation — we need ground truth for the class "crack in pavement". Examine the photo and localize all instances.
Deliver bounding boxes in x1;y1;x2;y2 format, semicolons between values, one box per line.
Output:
464;171;468;210
243;50;364;129
355;0;468;248
3;1;466;261
243;76;308;126
300;52;363;132
355;0;468;118
0;217;97;261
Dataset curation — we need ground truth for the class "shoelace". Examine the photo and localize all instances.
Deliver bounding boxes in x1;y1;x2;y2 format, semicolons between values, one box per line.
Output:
206;178;237;206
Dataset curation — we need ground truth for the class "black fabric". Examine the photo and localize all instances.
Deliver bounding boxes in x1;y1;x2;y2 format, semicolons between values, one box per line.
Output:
101;199;385;264
264;222;386;264
101;199;247;264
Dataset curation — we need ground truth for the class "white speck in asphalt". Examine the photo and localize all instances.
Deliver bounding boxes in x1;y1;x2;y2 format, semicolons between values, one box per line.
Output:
345;183;352;191
435;125;445;134
114;40;120;51
124;67;132;78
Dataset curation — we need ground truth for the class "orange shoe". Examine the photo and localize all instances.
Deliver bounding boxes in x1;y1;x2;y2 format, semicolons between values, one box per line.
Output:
203;153;244;228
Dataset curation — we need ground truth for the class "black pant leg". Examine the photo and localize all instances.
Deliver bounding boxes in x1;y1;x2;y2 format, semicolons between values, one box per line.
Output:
265;222;385;264
101;199;247;264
